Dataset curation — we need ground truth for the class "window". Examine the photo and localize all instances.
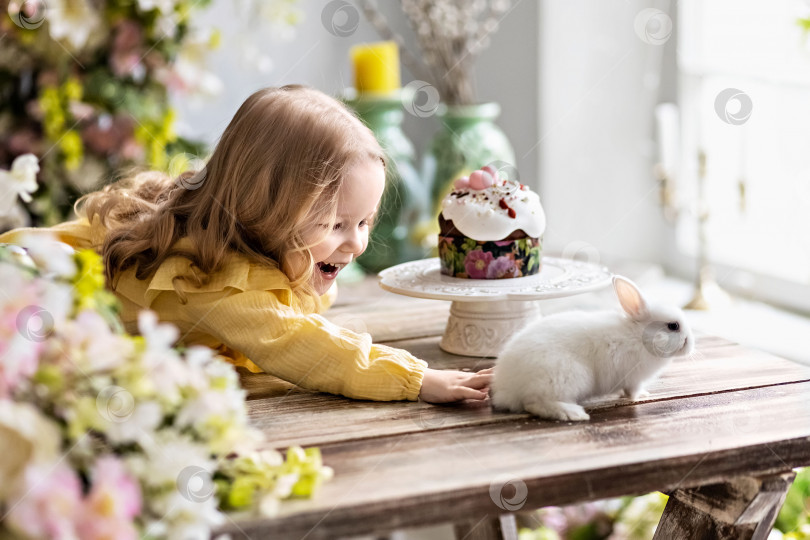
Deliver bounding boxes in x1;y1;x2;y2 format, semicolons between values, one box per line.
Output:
674;0;810;309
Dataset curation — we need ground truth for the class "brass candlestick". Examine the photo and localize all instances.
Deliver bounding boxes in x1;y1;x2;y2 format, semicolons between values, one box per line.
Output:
682;151;731;311
658;149;731;311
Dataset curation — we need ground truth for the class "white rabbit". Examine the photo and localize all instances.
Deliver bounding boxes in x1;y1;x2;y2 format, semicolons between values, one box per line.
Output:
490;275;694;421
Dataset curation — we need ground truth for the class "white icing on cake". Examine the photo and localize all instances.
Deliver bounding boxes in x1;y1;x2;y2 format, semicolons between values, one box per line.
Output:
440;179;546;241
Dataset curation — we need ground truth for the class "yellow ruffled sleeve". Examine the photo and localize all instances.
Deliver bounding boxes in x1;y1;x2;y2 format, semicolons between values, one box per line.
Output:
181;287;427;401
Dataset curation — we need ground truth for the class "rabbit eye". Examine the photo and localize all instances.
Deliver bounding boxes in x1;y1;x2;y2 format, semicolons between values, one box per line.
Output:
667;322;680;332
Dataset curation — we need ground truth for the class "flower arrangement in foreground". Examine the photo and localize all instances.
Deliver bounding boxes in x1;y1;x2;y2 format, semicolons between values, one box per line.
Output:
0;235;332;539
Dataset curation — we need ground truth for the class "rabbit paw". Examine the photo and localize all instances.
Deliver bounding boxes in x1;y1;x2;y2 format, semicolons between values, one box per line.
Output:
622;388;651;401
525;398;590;421
558;402;590;421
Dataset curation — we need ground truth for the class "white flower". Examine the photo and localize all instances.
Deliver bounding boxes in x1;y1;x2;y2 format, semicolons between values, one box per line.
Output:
132;431;215;489
144;352;189;407
138;310;179;352
136;0;181;38
62;310;132;372
16;233;76;278
137;0;177;13
149;491;224;540
182;346;219;391
273;472;300;498
105;400;163;446
157;27;223;98
0;154;39;216
136;311;185;404
0;400;61;498
45;0;102;50
259;0;303;42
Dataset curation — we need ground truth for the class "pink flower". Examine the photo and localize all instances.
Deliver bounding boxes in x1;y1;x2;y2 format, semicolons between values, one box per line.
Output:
77;456;142;540
6;462;83;539
82;115;136;156
487;255;518;279
110;20;145;77
0;282;46;398
464;250;494;279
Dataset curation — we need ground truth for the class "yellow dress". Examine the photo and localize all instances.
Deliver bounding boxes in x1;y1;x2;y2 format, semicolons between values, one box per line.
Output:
0;217;427;401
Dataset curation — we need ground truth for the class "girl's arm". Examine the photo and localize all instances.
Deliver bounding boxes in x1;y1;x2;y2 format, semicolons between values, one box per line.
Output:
185;289;429;401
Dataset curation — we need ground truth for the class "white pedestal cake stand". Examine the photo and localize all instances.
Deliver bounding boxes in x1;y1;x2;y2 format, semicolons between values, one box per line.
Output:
378;257;613;357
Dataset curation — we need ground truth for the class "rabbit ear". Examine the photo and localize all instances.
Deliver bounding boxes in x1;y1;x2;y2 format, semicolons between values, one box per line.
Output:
613;275;649;320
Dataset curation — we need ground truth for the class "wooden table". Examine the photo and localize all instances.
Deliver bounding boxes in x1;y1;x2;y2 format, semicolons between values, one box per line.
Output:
219;282;810;540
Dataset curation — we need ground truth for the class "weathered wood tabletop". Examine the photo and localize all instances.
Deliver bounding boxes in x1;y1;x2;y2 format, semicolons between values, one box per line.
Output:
219;280;810;540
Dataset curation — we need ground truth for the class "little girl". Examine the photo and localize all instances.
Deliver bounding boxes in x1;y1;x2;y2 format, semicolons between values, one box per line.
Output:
0;85;491;403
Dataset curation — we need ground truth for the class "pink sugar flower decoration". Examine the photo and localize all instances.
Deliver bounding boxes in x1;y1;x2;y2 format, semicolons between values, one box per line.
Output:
481;165;499;179
468;169;495;190
454;176;470;189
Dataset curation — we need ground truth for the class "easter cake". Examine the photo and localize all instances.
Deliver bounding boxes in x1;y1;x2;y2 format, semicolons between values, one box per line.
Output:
438;166;545;279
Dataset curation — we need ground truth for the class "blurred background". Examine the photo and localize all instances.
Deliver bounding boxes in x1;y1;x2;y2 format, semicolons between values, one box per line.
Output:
1;1;809;538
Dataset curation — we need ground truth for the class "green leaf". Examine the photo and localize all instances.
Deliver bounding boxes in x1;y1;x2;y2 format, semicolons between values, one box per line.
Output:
775;467;810;532
227;476;257;508
527;248;539;273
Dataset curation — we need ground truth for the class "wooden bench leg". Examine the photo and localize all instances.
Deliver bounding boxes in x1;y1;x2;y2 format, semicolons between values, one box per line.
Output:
653;470;796;540
454;514;518;540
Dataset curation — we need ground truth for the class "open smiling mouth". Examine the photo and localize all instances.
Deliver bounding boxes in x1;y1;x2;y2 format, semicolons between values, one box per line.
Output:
316;262;348;279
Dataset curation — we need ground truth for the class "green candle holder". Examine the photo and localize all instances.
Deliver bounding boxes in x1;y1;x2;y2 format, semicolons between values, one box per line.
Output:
345;90;428;273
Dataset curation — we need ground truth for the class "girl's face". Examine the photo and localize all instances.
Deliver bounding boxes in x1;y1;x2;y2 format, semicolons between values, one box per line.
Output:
306;158;385;295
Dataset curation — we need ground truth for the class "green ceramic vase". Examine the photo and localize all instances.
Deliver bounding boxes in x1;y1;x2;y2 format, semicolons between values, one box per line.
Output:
346;92;428;273
423;102;516;219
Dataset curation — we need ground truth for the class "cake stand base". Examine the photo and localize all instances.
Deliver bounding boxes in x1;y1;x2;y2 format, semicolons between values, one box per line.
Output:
440;300;540;357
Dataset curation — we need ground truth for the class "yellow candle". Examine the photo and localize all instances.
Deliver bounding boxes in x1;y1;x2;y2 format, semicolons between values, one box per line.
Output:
350;41;401;94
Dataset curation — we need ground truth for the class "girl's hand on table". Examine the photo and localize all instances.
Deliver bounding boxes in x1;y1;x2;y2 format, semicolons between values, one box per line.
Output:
419;367;493;403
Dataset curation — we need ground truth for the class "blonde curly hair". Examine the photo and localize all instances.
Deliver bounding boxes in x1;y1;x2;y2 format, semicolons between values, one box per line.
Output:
76;85;384;305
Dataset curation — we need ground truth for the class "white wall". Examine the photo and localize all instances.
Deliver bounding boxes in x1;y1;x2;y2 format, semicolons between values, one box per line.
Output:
537;0;678;267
